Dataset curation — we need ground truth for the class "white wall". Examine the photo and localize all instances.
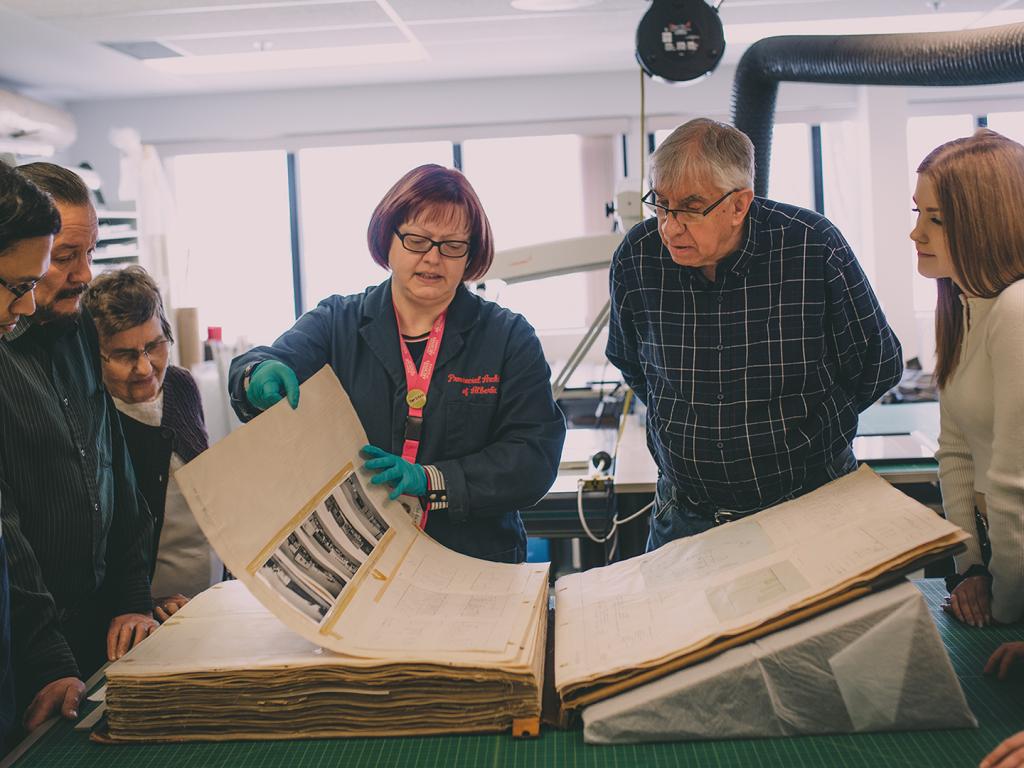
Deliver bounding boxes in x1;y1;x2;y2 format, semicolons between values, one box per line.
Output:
63;66;1024;208
63;66;858;207
59;68;1024;369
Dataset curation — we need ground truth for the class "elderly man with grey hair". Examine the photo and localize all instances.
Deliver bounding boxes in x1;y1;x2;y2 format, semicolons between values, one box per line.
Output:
606;118;902;551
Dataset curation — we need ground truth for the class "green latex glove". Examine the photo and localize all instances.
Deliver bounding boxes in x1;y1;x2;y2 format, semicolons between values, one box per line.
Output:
246;360;299;411
361;445;427;500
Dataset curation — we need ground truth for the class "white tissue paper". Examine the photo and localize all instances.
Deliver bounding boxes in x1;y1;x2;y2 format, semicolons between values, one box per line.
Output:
583;580;976;744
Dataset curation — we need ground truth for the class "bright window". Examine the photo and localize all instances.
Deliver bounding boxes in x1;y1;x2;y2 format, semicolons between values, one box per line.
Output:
821;121;866;280
766;123;813;210
296;141;453;312
985;111;1024;143
906;114;975;312
171;151;293;347
460;134;588;331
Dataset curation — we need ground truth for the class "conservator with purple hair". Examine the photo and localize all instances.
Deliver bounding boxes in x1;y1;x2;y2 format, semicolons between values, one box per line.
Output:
228;164;564;564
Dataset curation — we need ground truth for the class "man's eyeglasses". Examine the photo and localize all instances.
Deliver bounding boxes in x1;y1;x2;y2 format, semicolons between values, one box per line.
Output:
394;229;470;259
642;188;740;224
100;338;171;370
0;274;41;302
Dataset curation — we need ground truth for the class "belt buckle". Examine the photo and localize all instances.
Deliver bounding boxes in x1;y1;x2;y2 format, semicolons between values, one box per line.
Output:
714;508;740;525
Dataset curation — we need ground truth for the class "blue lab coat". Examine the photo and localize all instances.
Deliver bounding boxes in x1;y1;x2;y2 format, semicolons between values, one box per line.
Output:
229;280;565;563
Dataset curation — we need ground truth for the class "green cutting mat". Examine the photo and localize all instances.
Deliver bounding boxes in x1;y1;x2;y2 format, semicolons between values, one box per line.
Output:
12;580;1024;768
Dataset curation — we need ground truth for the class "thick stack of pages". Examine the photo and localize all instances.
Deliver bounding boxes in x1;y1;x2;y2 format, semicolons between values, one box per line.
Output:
102;367;548;742
553;465;969;713
105;576;547;740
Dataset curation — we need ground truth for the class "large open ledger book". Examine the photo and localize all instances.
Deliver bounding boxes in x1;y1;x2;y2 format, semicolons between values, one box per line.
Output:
553;466;968;711
101;367;967;741
104;367;548;741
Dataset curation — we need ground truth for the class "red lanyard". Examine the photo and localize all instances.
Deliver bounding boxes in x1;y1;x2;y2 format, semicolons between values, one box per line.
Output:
396;307;446;463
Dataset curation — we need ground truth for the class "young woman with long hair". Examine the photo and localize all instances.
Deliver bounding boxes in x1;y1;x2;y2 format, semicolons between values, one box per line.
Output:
911;129;1024;629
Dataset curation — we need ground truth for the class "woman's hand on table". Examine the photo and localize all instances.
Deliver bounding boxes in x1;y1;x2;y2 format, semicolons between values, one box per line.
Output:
943;576;993;627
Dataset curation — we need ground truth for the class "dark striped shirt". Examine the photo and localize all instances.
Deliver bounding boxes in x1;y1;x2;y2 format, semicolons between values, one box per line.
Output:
606;198;903;513
0;311;152;697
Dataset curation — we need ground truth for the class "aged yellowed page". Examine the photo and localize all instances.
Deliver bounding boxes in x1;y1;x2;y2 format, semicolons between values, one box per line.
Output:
335;531;548;662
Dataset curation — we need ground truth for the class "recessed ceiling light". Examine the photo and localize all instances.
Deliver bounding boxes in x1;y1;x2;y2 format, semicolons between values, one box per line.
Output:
510;0;601;11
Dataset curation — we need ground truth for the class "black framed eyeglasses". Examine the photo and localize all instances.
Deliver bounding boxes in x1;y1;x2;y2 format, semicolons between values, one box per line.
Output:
99;338;171;370
394;229;470;259
0;274;41;302
642;188;740;224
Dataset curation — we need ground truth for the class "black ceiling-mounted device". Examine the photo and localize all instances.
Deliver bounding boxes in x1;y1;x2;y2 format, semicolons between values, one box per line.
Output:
636;0;725;83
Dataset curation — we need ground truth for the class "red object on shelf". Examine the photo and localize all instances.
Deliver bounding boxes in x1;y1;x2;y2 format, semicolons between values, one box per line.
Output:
207;326;223;342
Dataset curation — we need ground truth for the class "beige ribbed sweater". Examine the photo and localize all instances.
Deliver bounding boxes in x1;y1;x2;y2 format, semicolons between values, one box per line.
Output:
937;279;1024;623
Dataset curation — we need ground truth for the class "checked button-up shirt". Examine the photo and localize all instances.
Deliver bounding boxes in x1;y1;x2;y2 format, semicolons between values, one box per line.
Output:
606;197;903;513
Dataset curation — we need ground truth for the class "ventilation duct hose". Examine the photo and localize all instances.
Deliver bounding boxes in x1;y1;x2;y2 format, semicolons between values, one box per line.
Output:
732;23;1024;196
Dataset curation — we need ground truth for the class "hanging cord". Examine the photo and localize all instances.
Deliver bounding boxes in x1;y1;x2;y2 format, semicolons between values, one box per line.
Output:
576;387;653;547
574;69;657;553
576;479;652;545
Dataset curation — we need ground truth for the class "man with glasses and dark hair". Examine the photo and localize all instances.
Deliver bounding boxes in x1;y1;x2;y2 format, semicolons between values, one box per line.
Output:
0;163;155;734
229;164;565;565
0;161;58;332
0;163;57;336
84;266;217;625
607;118;902;550
0;161;58;749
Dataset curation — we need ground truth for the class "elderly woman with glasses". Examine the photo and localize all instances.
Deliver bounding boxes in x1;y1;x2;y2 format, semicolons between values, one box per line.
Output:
229;164;565;564
83;266;218;622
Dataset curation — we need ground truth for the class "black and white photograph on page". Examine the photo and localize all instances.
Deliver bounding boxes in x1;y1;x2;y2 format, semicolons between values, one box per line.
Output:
258;556;331;621
298;511;362;581
340;473;389;540
279;532;346;600
322;494;374;556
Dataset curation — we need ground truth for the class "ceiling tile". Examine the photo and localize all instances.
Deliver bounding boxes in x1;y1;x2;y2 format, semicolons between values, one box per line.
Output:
5;0;376;17
42;2;390;41
165;25;406;56
388;0;639;23
410;11;641;45
718;0;1008;24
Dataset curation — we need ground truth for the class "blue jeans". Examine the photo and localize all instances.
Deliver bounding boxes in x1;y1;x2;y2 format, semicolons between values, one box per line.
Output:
647;447;859;551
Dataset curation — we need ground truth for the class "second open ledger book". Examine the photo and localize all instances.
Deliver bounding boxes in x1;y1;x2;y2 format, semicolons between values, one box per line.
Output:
101;367;968;741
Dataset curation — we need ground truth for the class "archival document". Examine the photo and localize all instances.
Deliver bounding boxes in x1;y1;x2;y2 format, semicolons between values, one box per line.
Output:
554;465;968;708
173;366;547;667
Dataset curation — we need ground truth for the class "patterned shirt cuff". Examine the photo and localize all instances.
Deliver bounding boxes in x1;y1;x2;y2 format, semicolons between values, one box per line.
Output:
233;362;265;422
423;465;448;511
